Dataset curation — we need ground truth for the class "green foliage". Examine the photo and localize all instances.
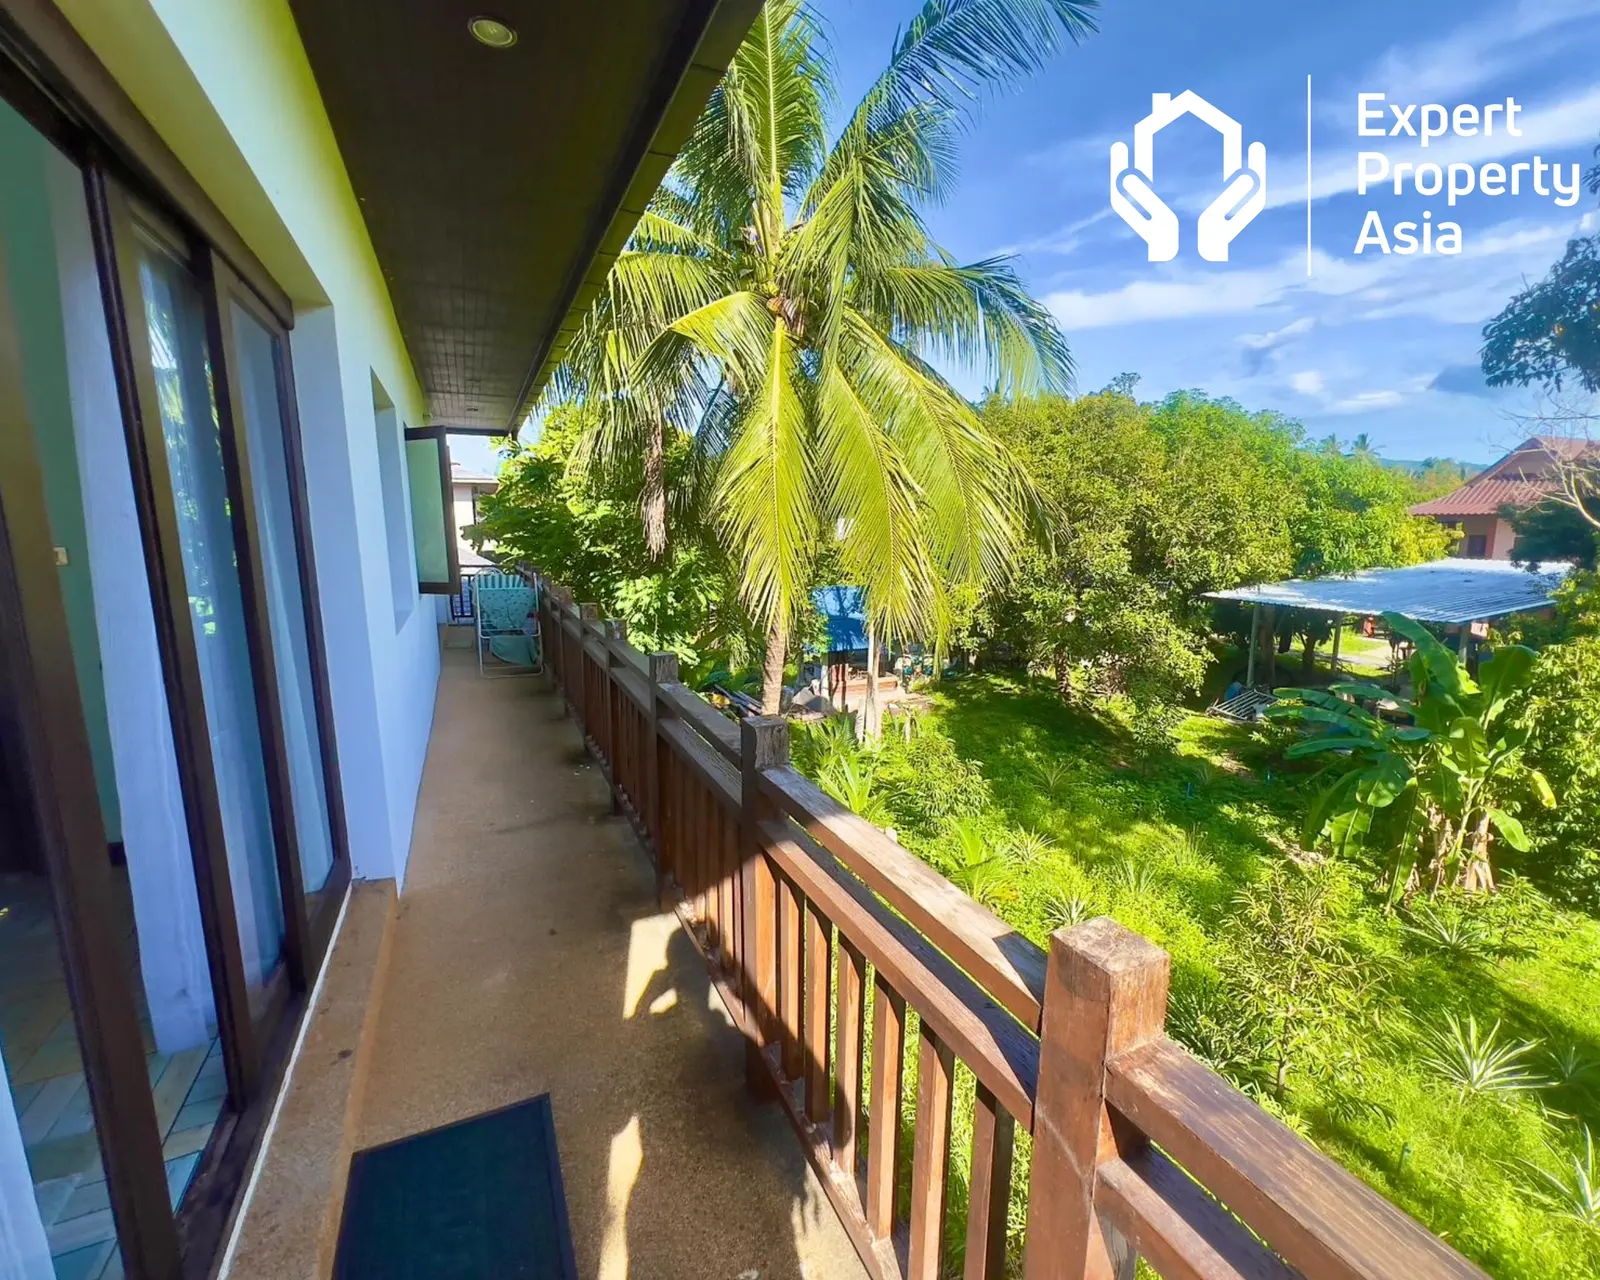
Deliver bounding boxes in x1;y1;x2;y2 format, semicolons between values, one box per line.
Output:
1515;633;1600;908
1004;826;1055;865
942;815;1005;905
1510;499;1600;570
1043;889;1094;930
792;672;1600;1277
1416;1013;1545;1100
552;0;1089;704
1405;456;1481;501
1270;612;1550;903
1482;235;1600;393
1222;860;1375;1098
468;406;749;664
1291;437;1457;574
977;392;1450;738
1520;1128;1600;1231
871;724;993;839
1400;900;1496;960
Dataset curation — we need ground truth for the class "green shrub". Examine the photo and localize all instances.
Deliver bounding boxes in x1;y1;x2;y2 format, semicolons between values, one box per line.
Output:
1518;635;1600;908
873;728;993;839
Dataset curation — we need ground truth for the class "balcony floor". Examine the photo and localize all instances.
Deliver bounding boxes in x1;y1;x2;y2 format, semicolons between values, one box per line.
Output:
354;643;865;1278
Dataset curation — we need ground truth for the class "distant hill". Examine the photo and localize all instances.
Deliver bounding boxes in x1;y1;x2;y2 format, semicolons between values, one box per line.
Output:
1382;458;1486;478
1382;457;1485;502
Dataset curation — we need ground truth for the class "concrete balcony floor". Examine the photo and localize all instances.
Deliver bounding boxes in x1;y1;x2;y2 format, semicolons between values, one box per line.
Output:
351;643;865;1278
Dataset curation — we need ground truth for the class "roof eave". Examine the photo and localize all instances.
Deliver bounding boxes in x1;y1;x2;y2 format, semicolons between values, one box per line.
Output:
505;0;762;433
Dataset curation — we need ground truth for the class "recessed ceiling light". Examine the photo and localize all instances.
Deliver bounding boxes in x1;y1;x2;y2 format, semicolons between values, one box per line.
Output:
468;16;517;48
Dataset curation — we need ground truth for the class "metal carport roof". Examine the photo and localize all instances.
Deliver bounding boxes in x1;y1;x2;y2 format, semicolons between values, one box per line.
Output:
1204;558;1570;623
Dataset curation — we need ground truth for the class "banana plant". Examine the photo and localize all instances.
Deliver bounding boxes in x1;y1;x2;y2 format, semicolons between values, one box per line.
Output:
1268;612;1554;904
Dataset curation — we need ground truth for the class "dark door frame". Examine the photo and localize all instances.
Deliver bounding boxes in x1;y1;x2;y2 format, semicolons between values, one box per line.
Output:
225;260;355;960
0;13;356;1278
0;177;184;1279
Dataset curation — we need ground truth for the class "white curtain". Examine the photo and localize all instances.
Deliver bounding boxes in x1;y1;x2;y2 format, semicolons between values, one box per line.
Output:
0;1057;52;1280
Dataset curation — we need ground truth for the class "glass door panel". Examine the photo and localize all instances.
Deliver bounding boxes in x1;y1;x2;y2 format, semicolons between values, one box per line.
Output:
132;239;287;1010
227;301;336;896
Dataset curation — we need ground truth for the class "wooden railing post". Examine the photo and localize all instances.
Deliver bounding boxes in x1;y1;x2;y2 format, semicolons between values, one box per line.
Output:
577;604;598;730
645;652;677;885
601;620;626;810
739;715;787;1096
1024;918;1169;1280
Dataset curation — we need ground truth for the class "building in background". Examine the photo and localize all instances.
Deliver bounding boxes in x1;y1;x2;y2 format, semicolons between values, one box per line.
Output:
451;461;498;571
1410;436;1596;558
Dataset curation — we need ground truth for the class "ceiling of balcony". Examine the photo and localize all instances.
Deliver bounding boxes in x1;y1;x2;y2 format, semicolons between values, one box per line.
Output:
287;0;758;433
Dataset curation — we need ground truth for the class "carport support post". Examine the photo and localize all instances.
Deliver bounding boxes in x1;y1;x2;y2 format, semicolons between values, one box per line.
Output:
1245;602;1259;688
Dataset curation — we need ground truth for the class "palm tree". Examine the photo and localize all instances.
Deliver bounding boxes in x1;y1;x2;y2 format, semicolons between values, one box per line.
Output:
552;0;1087;712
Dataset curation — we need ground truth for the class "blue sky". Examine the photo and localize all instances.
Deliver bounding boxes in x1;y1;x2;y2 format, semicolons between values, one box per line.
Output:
457;0;1600;474
822;0;1600;464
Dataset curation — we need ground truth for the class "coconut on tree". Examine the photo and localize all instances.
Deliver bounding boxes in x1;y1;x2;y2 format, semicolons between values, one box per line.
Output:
548;0;1087;716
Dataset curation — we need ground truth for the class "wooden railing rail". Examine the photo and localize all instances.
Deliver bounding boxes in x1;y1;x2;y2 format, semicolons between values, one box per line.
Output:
530;575;1489;1280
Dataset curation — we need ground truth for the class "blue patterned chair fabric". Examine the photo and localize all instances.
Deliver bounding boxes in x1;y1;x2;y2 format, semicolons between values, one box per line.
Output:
474;572;538;669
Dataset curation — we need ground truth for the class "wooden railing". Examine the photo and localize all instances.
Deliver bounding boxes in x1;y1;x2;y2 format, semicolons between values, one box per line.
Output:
534;577;1489;1280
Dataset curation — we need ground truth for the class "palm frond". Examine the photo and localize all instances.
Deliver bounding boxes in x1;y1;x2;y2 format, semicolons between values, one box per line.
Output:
680;0;831;245
841;311;1036;588
814;356;935;641
714;319;816;629
878;0;1098;116
857;256;1073;395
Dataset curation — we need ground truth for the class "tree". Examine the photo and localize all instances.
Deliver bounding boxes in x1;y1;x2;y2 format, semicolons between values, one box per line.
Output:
1223;861;1371;1099
1270;613;1554;903
1410;457;1478;501
1509;499;1600;570
1515;634;1600;908
551;0;1088;713
980;390;1281;712
1480;158;1600;546
979;390;1450;721
467;406;752;666
1482;237;1600;394
1290;444;1456;575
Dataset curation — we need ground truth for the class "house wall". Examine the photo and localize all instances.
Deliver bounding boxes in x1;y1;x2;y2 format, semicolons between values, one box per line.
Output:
55;0;441;884
1444;515;1518;559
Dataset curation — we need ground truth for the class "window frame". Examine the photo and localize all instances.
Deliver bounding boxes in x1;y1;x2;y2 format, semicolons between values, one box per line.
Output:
403;423;461;595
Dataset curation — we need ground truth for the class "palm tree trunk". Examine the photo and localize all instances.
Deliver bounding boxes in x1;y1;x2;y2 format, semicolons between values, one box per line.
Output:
862;625;882;740
760;622;787;716
641;415;666;559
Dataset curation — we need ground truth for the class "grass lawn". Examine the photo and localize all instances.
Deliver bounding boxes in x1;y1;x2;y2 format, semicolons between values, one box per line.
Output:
892;675;1600;1278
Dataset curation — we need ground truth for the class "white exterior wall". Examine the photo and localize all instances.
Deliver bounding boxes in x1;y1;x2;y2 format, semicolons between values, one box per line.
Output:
56;0;441;884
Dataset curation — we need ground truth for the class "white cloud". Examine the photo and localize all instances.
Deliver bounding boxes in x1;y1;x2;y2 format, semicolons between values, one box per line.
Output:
1046;212;1577;331
1355;0;1599;107
999;208;1117;259
1290;370;1325;395
1326;389;1405;414
1241;316;1315;351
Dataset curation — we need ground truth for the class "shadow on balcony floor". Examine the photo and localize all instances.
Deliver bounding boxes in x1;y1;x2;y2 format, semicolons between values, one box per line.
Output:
355;646;865;1279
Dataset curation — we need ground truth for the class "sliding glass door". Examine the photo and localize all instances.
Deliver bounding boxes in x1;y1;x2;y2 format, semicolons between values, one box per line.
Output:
0;85;350;1280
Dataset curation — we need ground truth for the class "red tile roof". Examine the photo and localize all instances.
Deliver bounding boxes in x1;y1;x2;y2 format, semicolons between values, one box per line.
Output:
1410;477;1555;517
1410;436;1595;519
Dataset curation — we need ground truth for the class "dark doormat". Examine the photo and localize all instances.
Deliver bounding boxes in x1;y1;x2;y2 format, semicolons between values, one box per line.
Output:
333;1094;578;1279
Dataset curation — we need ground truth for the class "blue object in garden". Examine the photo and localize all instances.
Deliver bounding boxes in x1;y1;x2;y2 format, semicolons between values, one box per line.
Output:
811;585;868;655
